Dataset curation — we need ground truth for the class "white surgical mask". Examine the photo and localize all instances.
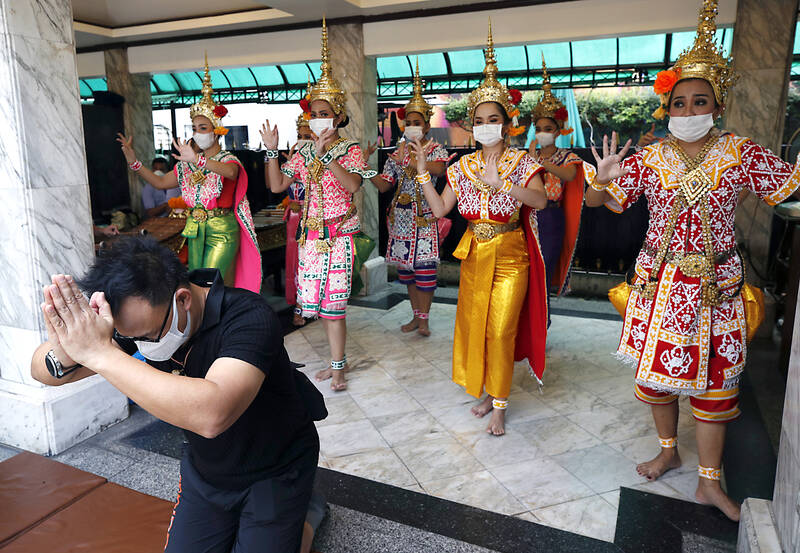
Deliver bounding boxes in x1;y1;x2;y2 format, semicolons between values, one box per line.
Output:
668;113;714;143
403;126;424;141
135;294;192;362
535;132;556;147
309;118;335;136
473;124;504;147
295;139;313;148
193;132;216;150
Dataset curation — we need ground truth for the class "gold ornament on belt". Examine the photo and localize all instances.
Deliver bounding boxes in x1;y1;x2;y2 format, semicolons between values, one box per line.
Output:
189;53;229;135
308;17;347;116
652;0;739;119
404;58;434;122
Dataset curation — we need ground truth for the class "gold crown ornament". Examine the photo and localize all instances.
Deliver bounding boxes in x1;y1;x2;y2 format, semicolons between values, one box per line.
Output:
296;113;311;130
189;53;229;135
401;59;434;122
466;20;525;136
307;17;347;116
532;54;571;134
652;0;739;119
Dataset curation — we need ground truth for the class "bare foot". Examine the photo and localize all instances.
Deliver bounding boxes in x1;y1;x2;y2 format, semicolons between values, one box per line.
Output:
401;317;419;333
416;320;431;337
636;448;682;481
314;366;348;391
696;478;741;521
486;408;506;436
293;313;306;326
471;396;493;418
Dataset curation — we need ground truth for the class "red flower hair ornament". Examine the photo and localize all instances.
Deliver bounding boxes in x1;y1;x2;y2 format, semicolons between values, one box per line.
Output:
212;105;228;118
396;107;406;120
554;107;568;122
299;98;310;113
508;89;522;105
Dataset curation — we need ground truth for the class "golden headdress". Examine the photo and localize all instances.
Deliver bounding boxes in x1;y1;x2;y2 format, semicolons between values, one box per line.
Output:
402;59;433;123
532;54;569;130
466;20;524;135
296;114;311;131
189;53;228;135
307;17;347;115
652;0;738;119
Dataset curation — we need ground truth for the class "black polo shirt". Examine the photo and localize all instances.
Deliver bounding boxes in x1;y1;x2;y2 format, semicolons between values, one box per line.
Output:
116;269;319;490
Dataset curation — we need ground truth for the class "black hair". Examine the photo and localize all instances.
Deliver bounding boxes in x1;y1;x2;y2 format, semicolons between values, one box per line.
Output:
474;102;511;124
76;236;189;316
337;115;350;128
151;157;169;167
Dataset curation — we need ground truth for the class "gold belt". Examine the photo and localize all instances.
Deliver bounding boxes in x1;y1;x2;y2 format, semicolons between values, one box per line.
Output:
176;207;231;223
397;193;414;206
468;220;520;242
306;212;350;232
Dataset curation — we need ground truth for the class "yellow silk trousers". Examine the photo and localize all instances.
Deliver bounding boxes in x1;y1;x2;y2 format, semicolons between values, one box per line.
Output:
452;226;529;399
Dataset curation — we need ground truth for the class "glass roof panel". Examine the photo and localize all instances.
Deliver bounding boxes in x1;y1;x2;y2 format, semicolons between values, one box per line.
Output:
172;72;200;91
619;34;666;65
281;63;313;84
527;43;571;69
249;65;284;86
378;56;411;79
495;46;527;71
448;48;488;74
572;38;617;67
414;53;447;76
670;28;731;61
223;68;257;88
83;77;108;92
79;80;92;97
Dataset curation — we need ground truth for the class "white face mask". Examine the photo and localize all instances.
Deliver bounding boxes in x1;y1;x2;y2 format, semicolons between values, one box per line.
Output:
135;294;192;362
309;118;335;136
295;139;313;148
668;113;715;143
535;132;556;147
193;132;216;150
404;126;424;141
473;124;504;147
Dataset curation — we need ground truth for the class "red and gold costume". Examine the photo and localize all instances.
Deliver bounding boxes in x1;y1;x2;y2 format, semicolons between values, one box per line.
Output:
603;0;800;422
531;56;586;296
447;24;547;400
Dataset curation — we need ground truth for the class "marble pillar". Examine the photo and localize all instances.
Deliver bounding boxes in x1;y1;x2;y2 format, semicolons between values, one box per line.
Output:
104;48;154;218
328;22;386;294
0;0;127;454
726;0;799;287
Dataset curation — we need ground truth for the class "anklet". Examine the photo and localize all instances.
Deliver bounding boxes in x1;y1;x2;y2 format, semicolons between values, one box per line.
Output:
417;311;429;320
659;436;677;449
331;358;346;371
413;309;420;318
492;398;508;410
698;465;721;481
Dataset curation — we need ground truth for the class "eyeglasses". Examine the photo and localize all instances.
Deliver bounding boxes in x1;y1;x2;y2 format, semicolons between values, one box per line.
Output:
114;294;174;343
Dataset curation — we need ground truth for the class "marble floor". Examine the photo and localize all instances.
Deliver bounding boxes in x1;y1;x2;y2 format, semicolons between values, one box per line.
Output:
288;300;707;543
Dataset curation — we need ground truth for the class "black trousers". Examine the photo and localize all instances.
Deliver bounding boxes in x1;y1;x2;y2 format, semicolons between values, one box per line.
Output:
164;453;317;553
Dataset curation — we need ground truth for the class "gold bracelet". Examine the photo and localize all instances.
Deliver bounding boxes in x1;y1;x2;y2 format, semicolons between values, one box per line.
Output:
416;171;432;185
589;176;609;192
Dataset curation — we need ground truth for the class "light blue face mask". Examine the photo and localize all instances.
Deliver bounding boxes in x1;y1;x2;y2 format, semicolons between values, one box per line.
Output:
135;294;191;362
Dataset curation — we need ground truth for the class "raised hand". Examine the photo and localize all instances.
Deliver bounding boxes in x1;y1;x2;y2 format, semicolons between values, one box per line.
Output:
638;123;657;148
362;141;377;162
478;153;503;189
528;138;538;157
590;131;632;185
260;120;279;150
116;133;136;164
314;128;336;158
41;274;114;368
389;142;407;165
408;139;428;175
172;137;197;163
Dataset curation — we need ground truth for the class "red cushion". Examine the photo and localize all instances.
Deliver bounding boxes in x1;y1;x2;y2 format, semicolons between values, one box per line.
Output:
0;452;105;545
3;482;174;553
